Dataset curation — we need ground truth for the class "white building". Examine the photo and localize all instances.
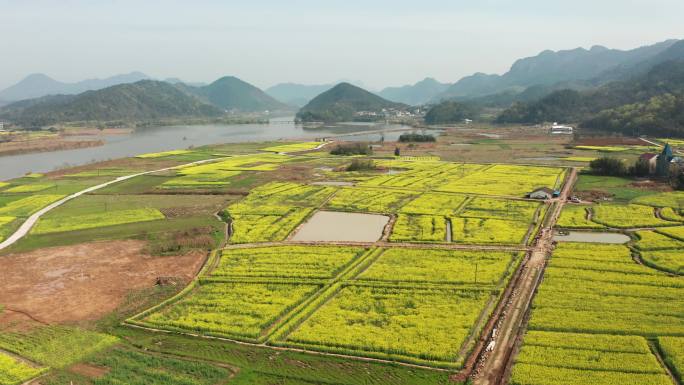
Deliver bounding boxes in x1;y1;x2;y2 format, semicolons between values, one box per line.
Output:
528;187;555;200
550;122;573;135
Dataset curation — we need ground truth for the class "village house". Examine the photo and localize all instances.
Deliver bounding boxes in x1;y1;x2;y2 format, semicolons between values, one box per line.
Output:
639;153;659;174
528;187;555;200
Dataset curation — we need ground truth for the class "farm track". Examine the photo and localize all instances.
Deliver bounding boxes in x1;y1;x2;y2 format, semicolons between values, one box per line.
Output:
472;167;577;385
224;240;530;252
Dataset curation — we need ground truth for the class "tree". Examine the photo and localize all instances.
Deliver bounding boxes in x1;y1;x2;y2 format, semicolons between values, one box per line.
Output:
424;101;479;124
630;158;651;177
589;157;627;176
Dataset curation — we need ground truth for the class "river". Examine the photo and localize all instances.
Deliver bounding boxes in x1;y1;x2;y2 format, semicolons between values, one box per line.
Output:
1;119;438;180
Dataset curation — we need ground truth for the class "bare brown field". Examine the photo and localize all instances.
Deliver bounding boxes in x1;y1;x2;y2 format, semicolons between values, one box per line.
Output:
0;240;205;325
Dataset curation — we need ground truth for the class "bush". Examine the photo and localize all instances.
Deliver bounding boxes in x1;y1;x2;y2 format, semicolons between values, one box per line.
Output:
346;159;376;171
589;157;627;176
330;142;372;156
398;133;436;143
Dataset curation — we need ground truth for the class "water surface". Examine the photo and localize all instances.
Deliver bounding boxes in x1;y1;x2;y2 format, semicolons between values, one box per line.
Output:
553;231;630;244
291;211;389;242
0;119;432;180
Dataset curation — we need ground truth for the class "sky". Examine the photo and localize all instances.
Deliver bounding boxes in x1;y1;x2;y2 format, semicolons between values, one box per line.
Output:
1;0;684;91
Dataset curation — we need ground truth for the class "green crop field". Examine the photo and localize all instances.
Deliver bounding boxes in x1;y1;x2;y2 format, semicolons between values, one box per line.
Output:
260;142;323;153
640;249;684;274
634;230;684;250
46;348;231;385
0;352;45;385
657;226;684;241
134;244;515;368
510;242;683;385
3;183;54;193
143;282;320;341
390;214;447;242
326;187;418;213
213;245;366;279
0;194;65;217
658;337;684;382
355;248;519;286
436;164;565;197
556;204;605;229
399;192;469;215
284;285;489;367
450;217;530;245
0;326;118;369
592;204;677;228
136;149;192;158
633;191;684;208
32;207;165;234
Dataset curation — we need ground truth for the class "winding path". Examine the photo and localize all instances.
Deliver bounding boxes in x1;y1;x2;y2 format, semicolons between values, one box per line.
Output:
0;157;227;251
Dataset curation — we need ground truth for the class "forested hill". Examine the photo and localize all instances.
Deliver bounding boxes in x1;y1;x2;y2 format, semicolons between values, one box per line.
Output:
435;39;680;101
0;80;223;127
297;83;406;122
184;76;290;112
496;60;684;137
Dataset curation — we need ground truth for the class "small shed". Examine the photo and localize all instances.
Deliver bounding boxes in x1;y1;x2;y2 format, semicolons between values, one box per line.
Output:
528;187;554;200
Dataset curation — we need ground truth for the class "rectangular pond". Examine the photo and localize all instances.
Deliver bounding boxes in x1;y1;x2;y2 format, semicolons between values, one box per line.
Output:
553;231;631;244
291;211;389;242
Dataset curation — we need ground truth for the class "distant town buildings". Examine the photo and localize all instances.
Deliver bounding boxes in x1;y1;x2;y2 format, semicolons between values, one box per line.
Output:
550;122;574;135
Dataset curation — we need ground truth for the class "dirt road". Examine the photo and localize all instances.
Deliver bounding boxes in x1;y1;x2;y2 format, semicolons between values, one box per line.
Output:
472;167;577;385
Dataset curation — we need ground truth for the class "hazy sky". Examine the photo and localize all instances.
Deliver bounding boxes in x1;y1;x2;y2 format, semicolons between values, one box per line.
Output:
1;0;684;90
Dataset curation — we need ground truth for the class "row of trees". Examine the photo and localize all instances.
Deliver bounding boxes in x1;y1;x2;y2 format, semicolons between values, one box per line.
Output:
589;157;684;190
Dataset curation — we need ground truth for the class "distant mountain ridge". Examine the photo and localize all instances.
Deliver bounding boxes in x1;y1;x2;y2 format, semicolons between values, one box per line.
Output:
378;78;449;105
435;39;681;101
496;59;684;136
0;72;150;102
266;83;334;107
0;75;294;126
0;80;223;126
297;82;406;122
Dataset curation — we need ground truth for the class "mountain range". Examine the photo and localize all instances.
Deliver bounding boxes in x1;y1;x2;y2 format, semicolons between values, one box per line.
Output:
434;39;682;102
495;59;684;136
0;72;150;102
0;76;292;127
2;38;683;133
378;78;450;105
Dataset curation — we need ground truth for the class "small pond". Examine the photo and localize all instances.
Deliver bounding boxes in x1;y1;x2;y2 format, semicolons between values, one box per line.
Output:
553;231;631;244
291;211;389;242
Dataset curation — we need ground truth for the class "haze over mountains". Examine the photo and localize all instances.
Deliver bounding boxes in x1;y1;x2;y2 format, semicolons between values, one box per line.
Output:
0;77;290;127
0;72;150;103
1;38;683;133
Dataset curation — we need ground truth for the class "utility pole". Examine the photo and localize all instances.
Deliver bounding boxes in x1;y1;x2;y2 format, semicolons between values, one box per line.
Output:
474;263;478;285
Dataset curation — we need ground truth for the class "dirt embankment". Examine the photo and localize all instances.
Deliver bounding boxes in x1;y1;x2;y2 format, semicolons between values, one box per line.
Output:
0;137;103;157
0;240;204;326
